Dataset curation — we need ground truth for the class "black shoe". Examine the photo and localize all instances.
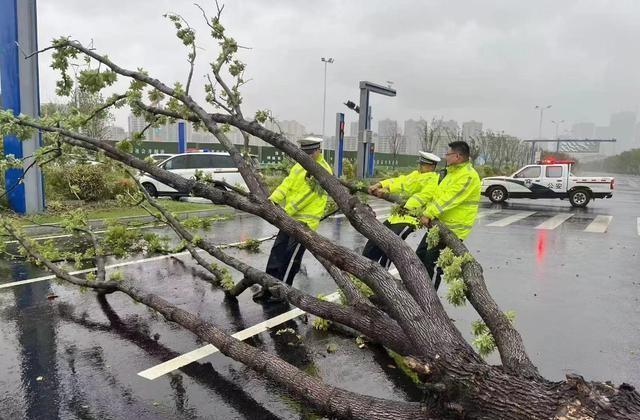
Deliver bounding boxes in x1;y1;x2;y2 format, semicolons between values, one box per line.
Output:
252;289;271;302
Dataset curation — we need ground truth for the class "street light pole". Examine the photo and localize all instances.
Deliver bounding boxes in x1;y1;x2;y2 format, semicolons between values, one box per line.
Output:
551;119;565;152
320;57;334;146
534;105;552;157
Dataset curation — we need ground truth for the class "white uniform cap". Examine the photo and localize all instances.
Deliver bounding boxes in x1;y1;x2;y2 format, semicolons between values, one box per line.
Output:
418;151;441;164
298;136;323;152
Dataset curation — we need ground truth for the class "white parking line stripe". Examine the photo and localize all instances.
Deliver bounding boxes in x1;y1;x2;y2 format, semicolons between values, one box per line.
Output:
486;211;536;227
535;213;574;230
584;215;613;233
637;217;640;236
0;235;276;290
138;292;341;380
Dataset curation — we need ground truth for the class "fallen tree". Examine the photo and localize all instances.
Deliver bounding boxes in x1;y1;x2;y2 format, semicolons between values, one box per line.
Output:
1;3;639;418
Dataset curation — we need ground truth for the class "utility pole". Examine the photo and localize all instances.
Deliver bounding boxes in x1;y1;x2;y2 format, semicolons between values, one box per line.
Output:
320;57;334;144
534;105;552;157
535;105;552;140
551;119;565;152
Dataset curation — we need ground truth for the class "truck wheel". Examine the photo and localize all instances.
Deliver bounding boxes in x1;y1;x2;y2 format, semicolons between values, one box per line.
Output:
488;186;507;203
142;182;157;198
569;189;590;207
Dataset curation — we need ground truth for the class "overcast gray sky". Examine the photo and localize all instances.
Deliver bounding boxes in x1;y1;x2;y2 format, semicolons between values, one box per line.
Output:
36;0;640;139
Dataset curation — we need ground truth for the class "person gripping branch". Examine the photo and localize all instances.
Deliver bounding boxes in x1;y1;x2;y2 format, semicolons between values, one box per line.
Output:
416;141;481;290
253;137;333;304
363;151;441;269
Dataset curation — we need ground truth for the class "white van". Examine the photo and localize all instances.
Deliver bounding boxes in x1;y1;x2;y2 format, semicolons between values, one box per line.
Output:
139;152;246;198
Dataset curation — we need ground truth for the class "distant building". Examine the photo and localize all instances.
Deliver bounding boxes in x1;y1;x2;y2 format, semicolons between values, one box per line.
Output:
461;121;483;142
609;111;636;153
571;122;595;139
595;126;615;156
127;114;147;136
403;119;425;155
349;121;359;137
264;119;306;143
377;119;404;154
432;120;459;156
106;126;126;140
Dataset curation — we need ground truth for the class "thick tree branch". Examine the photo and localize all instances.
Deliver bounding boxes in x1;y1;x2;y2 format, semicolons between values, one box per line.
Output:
1;219;116;292
58;41;449;346
13;114;474;368
63;40;268;198
434;220;539;379
2;216;428;419
137;179;414;355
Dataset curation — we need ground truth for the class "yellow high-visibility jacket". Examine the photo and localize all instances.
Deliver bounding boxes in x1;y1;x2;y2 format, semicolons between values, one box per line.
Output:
269;156;333;230
383;171;439;227
423;162;481;239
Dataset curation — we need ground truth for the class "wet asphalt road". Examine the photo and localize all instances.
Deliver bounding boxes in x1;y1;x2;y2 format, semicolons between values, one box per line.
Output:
0;174;638;419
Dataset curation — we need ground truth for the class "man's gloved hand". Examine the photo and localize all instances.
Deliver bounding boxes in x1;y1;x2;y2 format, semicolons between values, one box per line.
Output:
367;183;382;195
374;188;389;198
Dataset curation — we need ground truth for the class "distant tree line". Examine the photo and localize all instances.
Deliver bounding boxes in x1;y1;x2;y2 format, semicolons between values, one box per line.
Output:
580;149;640;175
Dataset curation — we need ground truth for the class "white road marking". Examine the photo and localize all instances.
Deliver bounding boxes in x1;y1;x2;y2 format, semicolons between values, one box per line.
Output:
17;207;221;230
535;213;574;230
486;211;536;227
138;292;341;380
637;217;640;236
3;224;158;245
476;210;501;219
0;235;276;290
330;205;391;219
584;215;613;233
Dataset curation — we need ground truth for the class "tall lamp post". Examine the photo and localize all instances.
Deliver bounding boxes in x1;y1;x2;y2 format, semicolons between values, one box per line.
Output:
320;57;334;145
535;104;552;155
551;119;565;152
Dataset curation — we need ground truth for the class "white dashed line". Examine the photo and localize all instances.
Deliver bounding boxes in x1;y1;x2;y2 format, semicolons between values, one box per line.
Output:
137;291;341;380
486;211;536;227
584;215;613;233
535;213;574;230
476;210;501;219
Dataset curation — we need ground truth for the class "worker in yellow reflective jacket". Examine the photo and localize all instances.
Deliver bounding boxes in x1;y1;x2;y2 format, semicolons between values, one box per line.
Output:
253;137;333;304
363;151;441;268
417;141;481;290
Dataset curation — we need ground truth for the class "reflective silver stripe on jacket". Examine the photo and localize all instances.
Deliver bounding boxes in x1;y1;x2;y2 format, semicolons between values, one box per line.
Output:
445;223;473;231
435;177;472;213
410;195;426;206
291;190;314;212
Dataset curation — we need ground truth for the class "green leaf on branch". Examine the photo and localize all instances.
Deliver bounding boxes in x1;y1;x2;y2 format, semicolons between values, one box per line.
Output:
181;217;212;231
349;274;374;298
237;239;261;253
109;270;124;282
436;249;475;306
471;311;517;357
312;317;330;332
426;225;440;250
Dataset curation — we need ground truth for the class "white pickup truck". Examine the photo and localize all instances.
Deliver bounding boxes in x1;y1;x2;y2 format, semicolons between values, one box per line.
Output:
481;160;614;208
